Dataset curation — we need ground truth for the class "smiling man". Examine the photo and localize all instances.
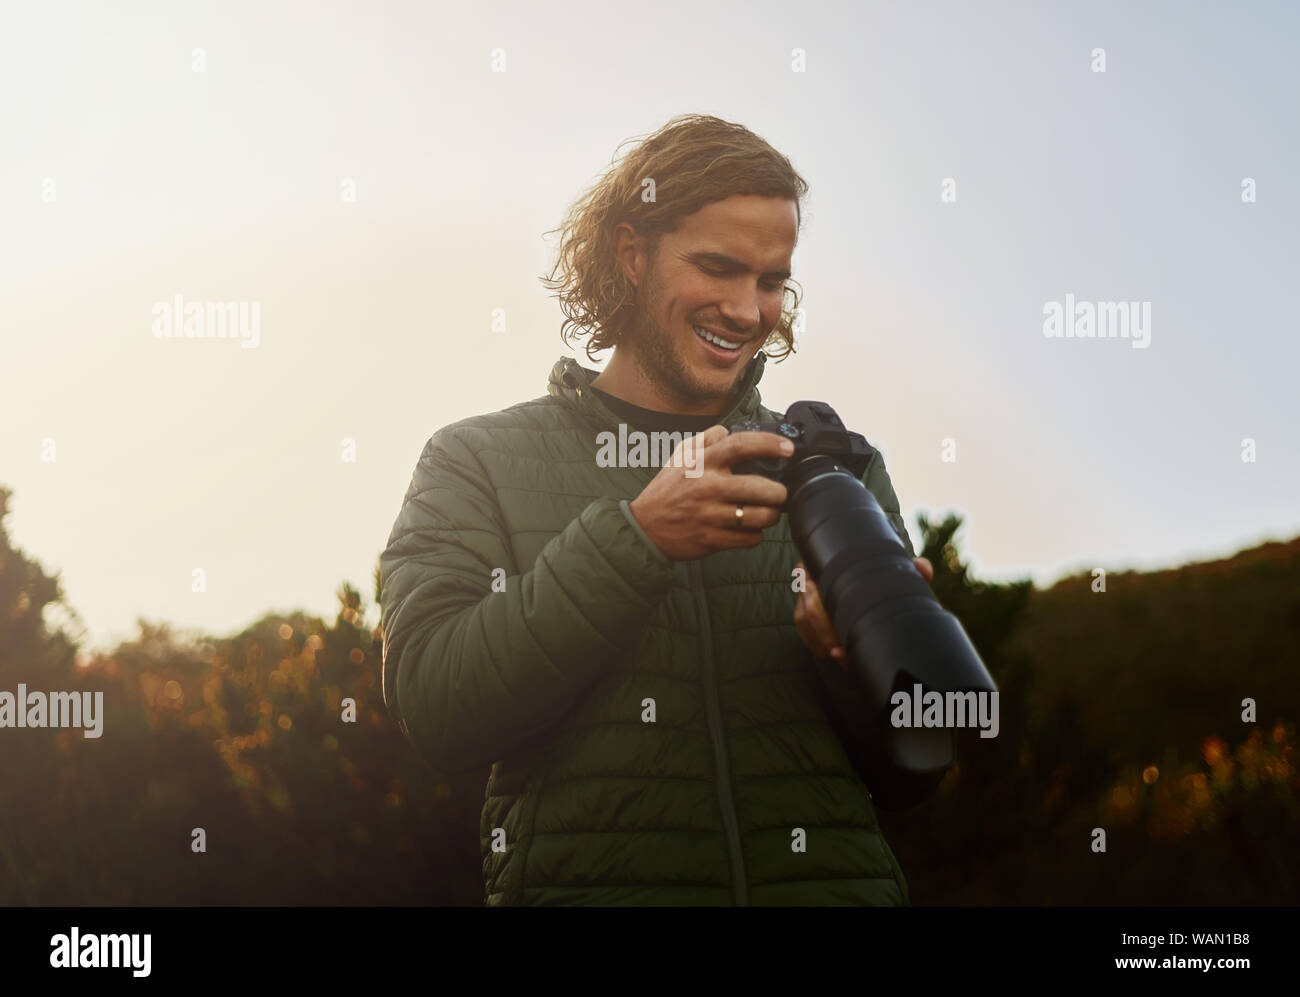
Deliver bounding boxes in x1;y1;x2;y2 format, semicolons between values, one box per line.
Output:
588;193;794;414
380;114;934;906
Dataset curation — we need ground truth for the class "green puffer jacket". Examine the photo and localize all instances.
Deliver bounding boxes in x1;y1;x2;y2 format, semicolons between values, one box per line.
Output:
380;352;919;906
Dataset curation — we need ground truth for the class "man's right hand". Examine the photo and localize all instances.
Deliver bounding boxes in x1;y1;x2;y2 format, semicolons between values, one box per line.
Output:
627;424;793;561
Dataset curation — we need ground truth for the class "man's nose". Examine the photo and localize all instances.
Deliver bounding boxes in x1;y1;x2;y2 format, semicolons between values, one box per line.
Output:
715;285;763;335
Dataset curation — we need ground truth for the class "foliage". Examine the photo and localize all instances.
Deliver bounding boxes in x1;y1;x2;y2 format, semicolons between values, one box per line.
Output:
0;486;1295;904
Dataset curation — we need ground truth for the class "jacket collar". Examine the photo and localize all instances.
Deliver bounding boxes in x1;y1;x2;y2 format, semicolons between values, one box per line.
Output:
548;351;770;433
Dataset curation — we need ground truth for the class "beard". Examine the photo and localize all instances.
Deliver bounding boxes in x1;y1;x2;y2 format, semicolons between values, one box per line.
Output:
622;263;747;409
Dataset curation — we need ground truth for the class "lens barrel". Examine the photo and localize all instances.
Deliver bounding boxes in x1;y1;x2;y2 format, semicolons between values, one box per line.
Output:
786;455;997;777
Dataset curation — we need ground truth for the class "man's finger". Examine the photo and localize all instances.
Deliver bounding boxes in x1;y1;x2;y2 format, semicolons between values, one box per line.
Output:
804;578;843;655
668;426;726;469
714;475;788;509
704;430;795;470
793;594;832;658
714;502;781;531
695;424;729;447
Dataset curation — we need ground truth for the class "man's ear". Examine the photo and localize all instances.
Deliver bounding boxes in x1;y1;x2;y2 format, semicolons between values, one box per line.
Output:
612;221;644;290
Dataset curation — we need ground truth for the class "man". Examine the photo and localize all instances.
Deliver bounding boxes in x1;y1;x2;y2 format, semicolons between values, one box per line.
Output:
380;114;936;906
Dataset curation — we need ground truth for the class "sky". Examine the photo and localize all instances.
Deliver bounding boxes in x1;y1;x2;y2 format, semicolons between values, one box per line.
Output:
1;0;1297;654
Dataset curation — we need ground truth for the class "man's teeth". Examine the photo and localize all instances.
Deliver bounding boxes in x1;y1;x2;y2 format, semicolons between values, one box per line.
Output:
694;326;742;351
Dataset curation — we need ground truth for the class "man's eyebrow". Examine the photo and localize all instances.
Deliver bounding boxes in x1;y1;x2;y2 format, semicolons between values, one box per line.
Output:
685;251;791;280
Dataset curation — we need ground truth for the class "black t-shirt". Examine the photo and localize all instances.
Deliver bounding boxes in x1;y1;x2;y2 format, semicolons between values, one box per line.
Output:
588;386;722;435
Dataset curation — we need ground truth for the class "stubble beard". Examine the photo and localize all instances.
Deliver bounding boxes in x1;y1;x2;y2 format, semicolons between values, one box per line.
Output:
624;268;741;411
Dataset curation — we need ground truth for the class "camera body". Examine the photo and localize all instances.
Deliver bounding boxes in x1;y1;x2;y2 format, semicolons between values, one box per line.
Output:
729;401;998;810
730;400;873;482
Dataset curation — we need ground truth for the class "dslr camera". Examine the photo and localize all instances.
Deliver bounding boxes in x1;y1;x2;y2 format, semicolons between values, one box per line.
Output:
730;401;998;809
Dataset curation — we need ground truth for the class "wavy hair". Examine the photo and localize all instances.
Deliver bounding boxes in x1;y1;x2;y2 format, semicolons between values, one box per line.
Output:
539;114;809;362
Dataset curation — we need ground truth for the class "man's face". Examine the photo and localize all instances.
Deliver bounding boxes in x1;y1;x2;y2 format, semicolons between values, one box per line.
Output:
620;194;798;411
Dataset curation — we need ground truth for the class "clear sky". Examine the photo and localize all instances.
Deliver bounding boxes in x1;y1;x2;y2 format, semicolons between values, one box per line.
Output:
2;0;1297;654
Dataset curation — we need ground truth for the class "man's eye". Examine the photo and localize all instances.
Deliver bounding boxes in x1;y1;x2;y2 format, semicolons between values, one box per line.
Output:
701;266;784;291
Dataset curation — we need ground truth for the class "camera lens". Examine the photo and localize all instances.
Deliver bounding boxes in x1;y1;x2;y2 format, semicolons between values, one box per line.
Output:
785;455;996;786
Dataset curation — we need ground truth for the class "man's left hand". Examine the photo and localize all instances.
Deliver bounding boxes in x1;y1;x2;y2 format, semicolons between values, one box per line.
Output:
793;557;934;666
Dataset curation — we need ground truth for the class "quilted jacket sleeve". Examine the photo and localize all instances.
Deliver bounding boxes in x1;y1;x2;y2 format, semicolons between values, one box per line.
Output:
863;447;916;558
380;425;678;775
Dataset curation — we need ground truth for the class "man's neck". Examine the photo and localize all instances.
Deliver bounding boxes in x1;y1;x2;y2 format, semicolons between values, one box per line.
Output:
589;347;729;417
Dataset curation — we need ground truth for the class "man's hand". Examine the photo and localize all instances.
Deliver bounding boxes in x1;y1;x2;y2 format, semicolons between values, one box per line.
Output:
793;557;934;667
627;424;792;561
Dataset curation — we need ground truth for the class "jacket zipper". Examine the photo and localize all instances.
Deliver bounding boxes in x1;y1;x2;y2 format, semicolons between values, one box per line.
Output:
688;558;749;906
572;366;757;904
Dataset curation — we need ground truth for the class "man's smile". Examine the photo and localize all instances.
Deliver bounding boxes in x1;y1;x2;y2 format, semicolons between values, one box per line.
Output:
692;324;750;364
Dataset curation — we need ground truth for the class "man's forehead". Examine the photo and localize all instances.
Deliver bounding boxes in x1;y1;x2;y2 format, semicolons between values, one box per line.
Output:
680;195;797;236
677;196;797;263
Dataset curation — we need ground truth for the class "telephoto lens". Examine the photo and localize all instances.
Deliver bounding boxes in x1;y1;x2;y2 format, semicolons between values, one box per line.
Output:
732;402;998;810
